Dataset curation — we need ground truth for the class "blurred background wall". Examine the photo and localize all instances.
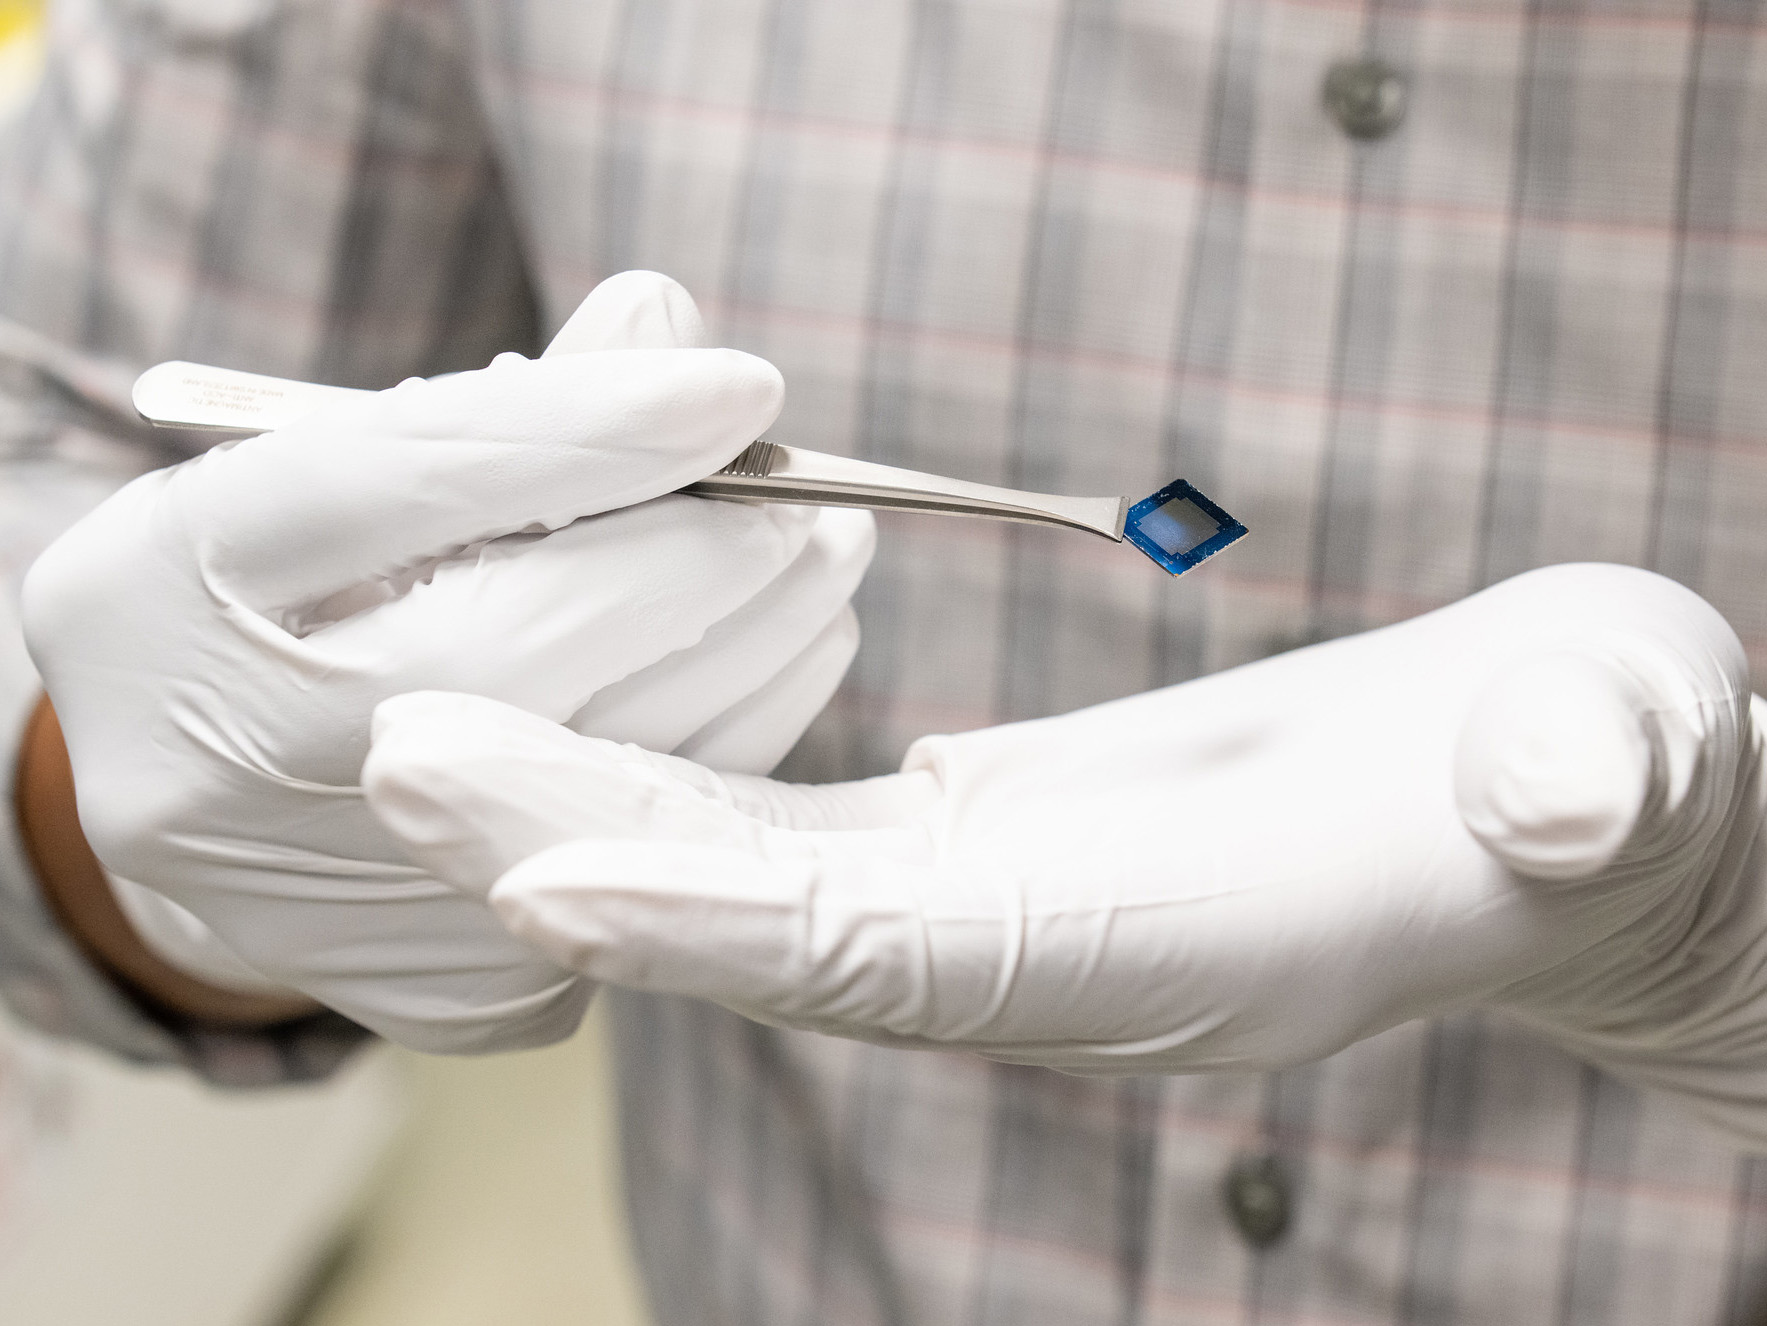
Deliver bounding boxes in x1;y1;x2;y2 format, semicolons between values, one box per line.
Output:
296;1015;653;1326
0;1004;654;1326
0;1;42;122
0;8;654;1321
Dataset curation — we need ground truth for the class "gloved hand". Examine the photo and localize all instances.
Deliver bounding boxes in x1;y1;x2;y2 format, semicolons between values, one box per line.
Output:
22;271;874;1052
363;564;1767;1142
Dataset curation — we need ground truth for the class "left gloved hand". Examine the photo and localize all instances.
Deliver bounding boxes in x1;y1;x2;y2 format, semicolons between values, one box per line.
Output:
364;565;1767;1141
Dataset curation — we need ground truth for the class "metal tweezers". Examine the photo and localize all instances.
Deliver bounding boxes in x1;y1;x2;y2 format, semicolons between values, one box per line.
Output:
133;360;1245;571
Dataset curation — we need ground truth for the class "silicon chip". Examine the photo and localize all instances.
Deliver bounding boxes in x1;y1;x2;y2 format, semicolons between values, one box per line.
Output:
1122;479;1247;576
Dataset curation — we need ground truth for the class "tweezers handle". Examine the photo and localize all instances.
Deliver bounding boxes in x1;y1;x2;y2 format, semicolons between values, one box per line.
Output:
131;361;1128;542
132;361;375;434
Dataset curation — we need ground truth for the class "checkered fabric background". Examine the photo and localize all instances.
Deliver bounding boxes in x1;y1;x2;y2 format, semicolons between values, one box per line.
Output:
6;0;1767;1320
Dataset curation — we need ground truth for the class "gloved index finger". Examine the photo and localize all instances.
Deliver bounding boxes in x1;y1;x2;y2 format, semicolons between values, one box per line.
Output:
179;346;783;617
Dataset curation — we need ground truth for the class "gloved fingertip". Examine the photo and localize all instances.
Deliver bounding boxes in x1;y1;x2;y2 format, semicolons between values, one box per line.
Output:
640;347;784;454
758;499;818;543
1454;653;1655;881
362;692;544;884
675;607;861;776
811;505;879;567
544;271;710;355
717;347;785;426
486;840;633;975
487;839;779;986
368;691;587;767
363;703;565;900
370;690;488;744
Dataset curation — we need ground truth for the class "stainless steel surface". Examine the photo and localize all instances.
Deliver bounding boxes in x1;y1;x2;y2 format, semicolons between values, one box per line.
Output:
133;360;373;434
683;441;1128;540
134;361;1131;541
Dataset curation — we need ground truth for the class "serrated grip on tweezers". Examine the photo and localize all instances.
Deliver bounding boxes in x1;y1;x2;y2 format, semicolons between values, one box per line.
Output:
714;439;780;478
132;361;1132;543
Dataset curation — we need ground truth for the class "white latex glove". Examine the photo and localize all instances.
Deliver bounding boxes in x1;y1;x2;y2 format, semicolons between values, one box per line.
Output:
364;564;1767;1142
22;271;873;1053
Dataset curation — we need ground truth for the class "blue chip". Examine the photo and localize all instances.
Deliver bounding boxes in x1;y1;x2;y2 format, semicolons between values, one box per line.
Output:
1123;479;1247;576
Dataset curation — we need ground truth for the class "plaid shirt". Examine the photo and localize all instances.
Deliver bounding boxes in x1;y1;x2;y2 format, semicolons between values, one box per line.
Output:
5;0;1767;1319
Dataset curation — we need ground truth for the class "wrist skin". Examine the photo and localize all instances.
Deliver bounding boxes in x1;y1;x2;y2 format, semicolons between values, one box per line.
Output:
14;694;317;1027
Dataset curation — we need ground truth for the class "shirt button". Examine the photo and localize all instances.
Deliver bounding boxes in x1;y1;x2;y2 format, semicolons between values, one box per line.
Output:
1223;1152;1292;1248
1322;56;1408;140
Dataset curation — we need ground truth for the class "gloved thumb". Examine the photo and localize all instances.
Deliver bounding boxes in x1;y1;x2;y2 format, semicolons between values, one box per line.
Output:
363;691;935;896
361;692;723;897
1453;652;1656;880
364;690;948;1032
1450;564;1756;886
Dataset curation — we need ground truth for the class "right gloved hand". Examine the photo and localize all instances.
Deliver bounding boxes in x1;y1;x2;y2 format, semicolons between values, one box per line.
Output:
22;271;874;1053
366;566;1767;1147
